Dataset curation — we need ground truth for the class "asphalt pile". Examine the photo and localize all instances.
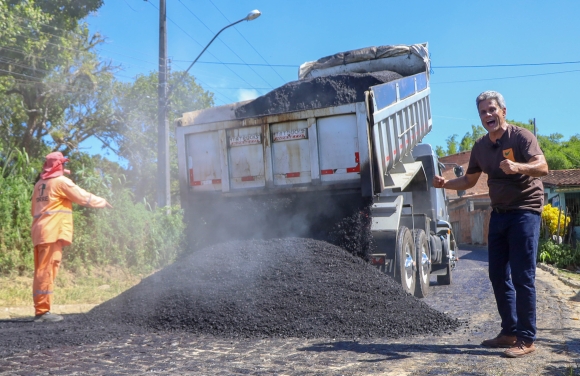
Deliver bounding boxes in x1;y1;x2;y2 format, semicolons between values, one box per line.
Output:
91;238;460;339
234;71;402;118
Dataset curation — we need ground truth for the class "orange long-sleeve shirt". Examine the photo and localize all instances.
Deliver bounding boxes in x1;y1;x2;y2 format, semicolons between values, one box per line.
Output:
31;176;110;246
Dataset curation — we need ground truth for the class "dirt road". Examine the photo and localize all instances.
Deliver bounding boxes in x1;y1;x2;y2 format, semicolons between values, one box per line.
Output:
1;245;579;375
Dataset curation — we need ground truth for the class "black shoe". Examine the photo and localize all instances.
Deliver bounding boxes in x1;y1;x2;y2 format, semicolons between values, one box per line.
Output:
34;312;63;323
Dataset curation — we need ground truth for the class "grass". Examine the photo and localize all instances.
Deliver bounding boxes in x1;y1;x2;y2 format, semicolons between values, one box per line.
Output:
558;268;580;283
0;265;149;308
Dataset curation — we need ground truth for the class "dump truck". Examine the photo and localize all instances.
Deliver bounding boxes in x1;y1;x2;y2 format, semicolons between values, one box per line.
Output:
175;43;458;298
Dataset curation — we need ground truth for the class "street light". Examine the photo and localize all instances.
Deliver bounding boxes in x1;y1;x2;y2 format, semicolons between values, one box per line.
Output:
157;8;261;208
167;9;262;103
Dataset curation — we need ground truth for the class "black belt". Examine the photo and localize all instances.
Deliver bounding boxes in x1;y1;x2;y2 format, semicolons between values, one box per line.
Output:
492;207;515;213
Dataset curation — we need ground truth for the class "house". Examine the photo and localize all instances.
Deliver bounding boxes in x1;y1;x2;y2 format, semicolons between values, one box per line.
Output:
439;151;491;245
541;170;580;243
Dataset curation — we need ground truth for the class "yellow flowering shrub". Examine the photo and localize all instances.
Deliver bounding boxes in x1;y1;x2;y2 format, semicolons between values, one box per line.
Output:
541;204;571;236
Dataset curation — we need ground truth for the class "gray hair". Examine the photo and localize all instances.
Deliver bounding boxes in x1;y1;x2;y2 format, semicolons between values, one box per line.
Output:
476;91;506;110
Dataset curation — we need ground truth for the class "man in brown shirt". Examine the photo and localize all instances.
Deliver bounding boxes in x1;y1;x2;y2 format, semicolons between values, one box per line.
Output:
433;91;548;358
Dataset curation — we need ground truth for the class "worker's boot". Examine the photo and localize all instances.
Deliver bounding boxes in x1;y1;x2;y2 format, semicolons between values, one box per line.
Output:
34;311;63;323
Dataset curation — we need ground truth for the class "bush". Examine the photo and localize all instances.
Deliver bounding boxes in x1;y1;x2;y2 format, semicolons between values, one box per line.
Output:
69;189;184;272
0;149;185;275
541;204;571;236
0;149;36;274
538;239;580;269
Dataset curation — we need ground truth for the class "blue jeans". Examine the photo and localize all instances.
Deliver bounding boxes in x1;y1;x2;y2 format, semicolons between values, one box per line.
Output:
488;210;541;343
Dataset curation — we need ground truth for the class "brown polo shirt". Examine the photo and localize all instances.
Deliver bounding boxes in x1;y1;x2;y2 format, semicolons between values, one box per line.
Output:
466;124;544;213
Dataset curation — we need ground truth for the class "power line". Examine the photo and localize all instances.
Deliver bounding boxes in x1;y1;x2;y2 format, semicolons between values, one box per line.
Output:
432;68;580;84
205;0;287;84
432;61;580;69
145;0;263;94
174;60;296;68
177;0;275;89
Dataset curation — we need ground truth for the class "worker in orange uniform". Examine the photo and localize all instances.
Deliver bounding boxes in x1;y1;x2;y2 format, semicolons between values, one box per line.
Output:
31;152;112;323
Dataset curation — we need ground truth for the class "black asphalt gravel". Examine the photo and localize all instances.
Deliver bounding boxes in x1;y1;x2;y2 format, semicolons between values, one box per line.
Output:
91;238;459;339
234;71;402;118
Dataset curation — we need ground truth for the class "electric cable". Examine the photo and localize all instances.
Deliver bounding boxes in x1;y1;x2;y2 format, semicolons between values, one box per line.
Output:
205;0;287;84
177;0;275;89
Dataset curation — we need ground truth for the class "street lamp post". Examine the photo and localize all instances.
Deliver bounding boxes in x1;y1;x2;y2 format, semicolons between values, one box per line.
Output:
156;7;261;208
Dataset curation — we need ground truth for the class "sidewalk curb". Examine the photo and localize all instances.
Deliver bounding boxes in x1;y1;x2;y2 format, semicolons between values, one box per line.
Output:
537;262;580;290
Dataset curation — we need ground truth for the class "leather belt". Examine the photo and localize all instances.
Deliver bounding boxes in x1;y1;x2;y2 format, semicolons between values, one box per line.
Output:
492;207;514;213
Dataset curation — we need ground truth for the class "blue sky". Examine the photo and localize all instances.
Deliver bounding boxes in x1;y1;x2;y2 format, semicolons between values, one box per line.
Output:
86;0;580;154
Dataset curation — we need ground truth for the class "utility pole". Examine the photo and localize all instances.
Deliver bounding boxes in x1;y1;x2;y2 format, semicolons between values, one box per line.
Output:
533;118;537;137
157;0;170;208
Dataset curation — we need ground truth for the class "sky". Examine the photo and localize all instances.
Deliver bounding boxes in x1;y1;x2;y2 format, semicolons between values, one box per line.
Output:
85;0;580;155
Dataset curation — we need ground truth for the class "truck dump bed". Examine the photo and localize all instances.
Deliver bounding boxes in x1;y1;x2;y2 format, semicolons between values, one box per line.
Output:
176;70;431;197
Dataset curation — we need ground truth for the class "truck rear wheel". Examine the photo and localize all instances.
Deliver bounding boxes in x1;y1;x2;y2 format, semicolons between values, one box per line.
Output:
413;229;430;298
395;226;415;295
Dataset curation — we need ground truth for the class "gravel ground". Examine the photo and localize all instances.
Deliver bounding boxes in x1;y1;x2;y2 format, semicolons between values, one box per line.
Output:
0;238;459;359
2;246;580;375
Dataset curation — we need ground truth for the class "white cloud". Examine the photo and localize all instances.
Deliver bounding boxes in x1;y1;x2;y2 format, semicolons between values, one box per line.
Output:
237;89;259;102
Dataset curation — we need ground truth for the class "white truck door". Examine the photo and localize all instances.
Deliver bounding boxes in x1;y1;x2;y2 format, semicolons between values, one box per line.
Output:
270;120;311;186
186;131;223;191
317;114;360;183
228;126;266;190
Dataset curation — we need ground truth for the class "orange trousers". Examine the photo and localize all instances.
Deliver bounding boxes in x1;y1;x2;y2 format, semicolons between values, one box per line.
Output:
33;241;63;315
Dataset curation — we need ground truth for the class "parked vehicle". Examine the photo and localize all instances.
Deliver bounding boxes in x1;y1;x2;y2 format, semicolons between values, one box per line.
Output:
175;43;457;297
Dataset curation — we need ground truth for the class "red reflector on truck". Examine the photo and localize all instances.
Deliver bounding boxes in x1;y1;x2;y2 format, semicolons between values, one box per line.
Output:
321;169;334;175
347;152;360;173
371;256;385;265
286;172;300;178
241;176;255;182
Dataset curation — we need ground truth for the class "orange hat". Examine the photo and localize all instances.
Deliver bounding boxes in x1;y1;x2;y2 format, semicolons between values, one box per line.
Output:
40;152;70;179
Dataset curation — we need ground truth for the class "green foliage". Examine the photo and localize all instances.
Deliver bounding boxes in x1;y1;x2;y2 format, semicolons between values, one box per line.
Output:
0;148;35;273
0;148;185;275
538;239;580;269
110;71;214;204
0;0;116;159
459;125;486;152
445;134;459;155
69;189;185;273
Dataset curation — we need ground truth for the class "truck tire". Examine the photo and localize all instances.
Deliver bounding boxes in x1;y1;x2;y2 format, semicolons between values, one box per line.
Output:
436;263;452;285
413;229;430;298
395;226;415;295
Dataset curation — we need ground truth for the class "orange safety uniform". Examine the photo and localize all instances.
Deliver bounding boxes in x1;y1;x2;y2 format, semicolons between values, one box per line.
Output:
31;152;111;316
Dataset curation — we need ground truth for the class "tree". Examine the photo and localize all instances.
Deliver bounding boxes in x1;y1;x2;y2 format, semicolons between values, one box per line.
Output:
445;134;459;156
0;0;112;158
459;125;486;152
110;71;214;204
435;145;446;158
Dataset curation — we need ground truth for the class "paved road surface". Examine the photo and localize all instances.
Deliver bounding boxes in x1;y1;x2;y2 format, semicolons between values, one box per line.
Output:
1;245;579;375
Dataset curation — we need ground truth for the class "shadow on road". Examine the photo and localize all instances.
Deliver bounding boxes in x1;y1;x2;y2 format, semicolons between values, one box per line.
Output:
297;340;503;359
